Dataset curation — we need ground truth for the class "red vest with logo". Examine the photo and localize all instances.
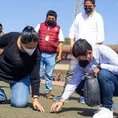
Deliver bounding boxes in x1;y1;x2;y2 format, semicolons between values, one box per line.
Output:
38;22;60;53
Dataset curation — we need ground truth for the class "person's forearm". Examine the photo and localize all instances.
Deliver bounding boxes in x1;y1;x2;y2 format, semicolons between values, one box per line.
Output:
0;48;4;54
59;97;66;104
33;95;39;101
31;82;40;97
70;38;74;50
1;31;5;36
61;84;77;100
58;42;63;57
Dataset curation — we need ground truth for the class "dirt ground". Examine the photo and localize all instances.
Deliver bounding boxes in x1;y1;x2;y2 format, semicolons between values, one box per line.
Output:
0;81;118;118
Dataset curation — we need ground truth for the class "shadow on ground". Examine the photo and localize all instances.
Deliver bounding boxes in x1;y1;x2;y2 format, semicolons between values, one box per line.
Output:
56;107;95;117
0;82;118;118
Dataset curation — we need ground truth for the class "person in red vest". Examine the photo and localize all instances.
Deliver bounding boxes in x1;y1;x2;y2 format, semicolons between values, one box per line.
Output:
35;10;64;99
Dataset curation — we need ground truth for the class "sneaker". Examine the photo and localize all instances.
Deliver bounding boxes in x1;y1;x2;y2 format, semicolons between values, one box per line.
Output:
94;102;117;114
79;96;85;104
53;95;61;101
94;102;117;112
53;95;69;102
45;93;54;99
93;107;113;118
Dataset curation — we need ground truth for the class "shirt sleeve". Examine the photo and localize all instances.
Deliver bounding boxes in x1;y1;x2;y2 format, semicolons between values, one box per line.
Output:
99;45;118;74
69;15;79;39
29;49;40;96
62;64;84;100
96;15;104;43
35;24;40;33
0;32;13;47
58;28;64;42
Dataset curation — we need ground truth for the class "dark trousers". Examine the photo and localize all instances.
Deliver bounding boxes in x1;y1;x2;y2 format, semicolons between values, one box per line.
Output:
75;79;86;96
98;69;118;109
75;69;118;109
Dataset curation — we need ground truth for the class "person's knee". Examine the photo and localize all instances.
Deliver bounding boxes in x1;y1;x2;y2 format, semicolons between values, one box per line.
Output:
10;93;29;108
98;69;110;81
10;97;28;108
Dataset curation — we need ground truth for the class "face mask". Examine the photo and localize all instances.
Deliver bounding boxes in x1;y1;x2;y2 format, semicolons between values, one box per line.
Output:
22;45;36;56
84;7;92;14
46;20;55;27
0;28;2;33
79;60;89;68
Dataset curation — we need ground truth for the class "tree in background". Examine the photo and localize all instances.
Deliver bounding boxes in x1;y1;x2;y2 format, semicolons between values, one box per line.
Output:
63;37;70;45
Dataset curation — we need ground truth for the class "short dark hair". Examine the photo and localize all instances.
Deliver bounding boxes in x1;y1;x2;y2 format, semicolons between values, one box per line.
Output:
0;23;3;28
84;0;95;5
72;39;92;58
46;10;57;19
21;26;39;44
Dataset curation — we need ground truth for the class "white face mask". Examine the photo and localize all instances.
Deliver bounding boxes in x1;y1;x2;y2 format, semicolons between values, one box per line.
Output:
22;45;36;56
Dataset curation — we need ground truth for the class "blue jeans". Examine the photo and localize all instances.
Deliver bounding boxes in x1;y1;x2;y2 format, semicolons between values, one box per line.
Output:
0;77;30;107
98;69;118;109
40;52;56;93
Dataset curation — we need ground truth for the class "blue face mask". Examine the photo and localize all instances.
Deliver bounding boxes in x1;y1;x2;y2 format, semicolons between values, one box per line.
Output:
78;60;89;68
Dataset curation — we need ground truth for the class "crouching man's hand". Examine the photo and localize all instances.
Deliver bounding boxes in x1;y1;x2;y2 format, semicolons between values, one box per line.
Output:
92;66;100;77
50;100;64;113
33;96;45;112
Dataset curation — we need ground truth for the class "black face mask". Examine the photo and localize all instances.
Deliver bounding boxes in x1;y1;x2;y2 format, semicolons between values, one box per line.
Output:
84;7;92;14
79;60;89;68
46;20;55;27
0;28;2;33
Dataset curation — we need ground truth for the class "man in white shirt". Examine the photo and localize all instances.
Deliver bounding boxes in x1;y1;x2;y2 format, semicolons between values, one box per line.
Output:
35;10;64;99
50;39;118;118
54;0;104;103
